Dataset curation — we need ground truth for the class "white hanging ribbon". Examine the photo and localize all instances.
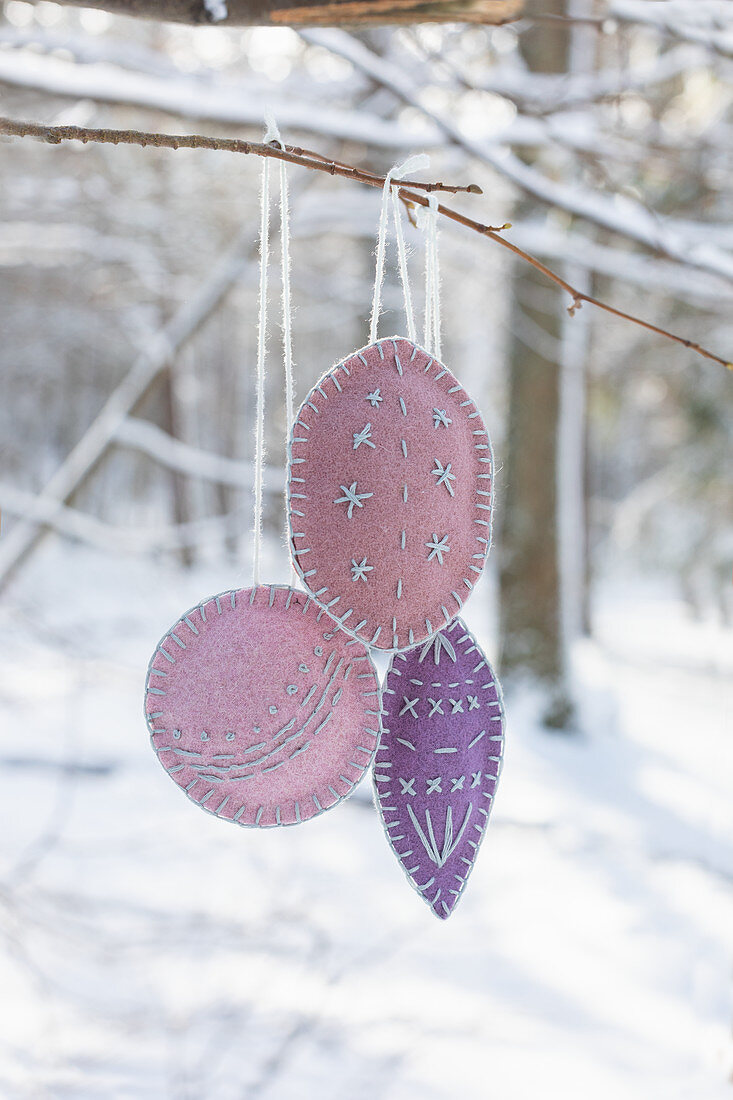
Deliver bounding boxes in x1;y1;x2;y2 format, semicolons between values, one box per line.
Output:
421;192;442;360
253;115;295;587
369;154;429;345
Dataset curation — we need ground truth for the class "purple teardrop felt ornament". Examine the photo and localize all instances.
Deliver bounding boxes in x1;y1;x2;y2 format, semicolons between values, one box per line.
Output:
374;618;504;919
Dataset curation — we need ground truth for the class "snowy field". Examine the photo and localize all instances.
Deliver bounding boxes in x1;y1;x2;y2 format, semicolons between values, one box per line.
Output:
0;542;731;1099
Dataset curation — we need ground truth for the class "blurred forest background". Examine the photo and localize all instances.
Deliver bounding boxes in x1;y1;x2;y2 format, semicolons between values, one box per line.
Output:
0;1;732;1097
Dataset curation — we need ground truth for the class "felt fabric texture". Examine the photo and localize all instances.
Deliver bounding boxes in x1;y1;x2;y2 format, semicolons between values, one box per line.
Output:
144;584;381;828
288;336;492;652
374;617;504;919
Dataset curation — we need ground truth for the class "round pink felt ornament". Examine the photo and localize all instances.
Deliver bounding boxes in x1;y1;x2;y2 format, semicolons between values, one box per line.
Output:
144;584;381;827
287;335;492;652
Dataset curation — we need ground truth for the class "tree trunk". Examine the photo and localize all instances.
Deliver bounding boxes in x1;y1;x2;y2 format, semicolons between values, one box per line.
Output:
29;0;523;27
498;0;575;729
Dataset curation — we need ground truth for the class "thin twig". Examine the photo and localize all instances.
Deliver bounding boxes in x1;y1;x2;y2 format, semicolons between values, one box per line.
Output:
0;117;481;195
1;115;730;371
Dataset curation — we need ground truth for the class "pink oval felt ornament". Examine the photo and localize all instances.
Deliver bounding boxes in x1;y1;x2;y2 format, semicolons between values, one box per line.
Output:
374;617;504;919
144;584;381;827
288;336;493;651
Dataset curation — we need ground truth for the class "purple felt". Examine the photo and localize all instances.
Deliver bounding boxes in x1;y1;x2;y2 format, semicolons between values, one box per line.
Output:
144;584;380;827
288;336;493;651
374;617;504;920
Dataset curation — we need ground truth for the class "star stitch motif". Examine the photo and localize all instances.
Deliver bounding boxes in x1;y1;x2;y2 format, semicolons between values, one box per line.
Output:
432;459;456;497
400;696;419;718
426;533;450;566
334;482;373;519
353;423;376;450
433;408;452;429
350;556;373;583
366;388;383;408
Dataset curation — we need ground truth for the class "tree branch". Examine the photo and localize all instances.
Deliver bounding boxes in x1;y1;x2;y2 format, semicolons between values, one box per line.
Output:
26;0;524;27
1;114;729;372
302;30;733;286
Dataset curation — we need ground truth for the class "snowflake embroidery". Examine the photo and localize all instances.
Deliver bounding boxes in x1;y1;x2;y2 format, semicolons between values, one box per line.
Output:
426;533;450;565
350;556;373;583
353;423;376;450
433;408;452;429
366;389;383;408
334;482;373;519
432;459;456;497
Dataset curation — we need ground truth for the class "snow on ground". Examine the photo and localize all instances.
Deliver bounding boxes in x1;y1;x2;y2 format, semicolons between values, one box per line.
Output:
0;542;731;1099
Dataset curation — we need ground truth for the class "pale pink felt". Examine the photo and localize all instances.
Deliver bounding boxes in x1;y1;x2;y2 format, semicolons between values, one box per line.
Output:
288;336;492;651
144;584;381;827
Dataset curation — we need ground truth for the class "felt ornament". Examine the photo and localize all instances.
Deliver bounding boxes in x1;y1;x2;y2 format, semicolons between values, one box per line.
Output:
143;120;380;828
288;336;492;652
287;169;493;652
374;617;504;919
144;584;380;827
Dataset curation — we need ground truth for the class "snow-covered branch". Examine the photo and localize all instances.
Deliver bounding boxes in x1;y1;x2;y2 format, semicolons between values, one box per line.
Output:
303;30;733;286
609;1;733;61
0;484;247;553
114;418;283;492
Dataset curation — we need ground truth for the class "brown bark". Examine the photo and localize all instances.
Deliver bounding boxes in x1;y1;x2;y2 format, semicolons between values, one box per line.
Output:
26;0;523;27
498;0;575;728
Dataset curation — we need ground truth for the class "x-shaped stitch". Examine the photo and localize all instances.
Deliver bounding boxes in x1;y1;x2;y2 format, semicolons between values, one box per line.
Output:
449;698;464;714
400;696;419;718
366;389;383;408
432;408;452;429
428;697;444;717
471;772;482;788
426;777;442;795
450;776;465;792
399;777;416;796
467;695;479;711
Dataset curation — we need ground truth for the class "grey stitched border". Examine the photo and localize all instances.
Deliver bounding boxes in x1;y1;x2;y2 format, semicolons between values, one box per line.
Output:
372;615;506;919
143;582;381;829
286;335;495;653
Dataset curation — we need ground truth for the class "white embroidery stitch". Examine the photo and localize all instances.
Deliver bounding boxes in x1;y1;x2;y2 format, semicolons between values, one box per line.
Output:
353;423;376;450
433;408;452;429
432;459;456;497
334;481;373;518
426;534;450;565
350;556;374;583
